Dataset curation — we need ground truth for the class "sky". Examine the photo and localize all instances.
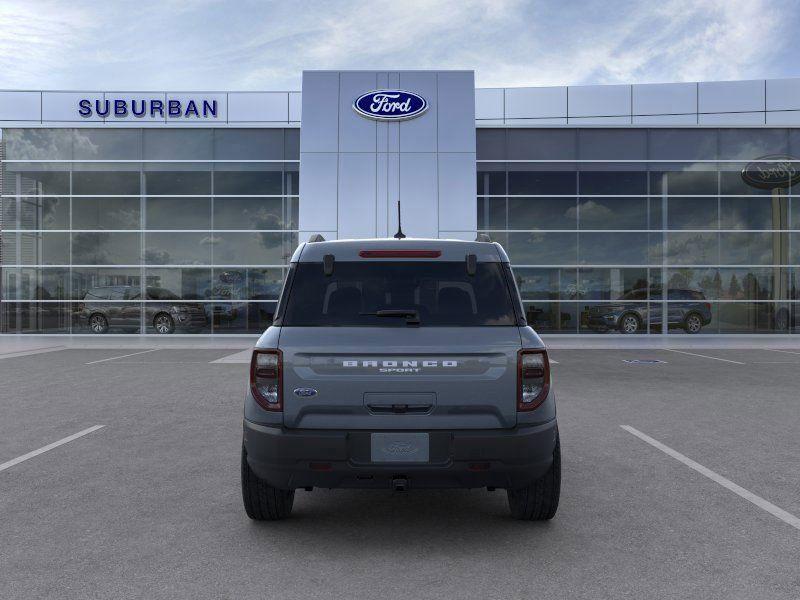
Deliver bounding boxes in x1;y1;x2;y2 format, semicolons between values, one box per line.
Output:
0;0;798;91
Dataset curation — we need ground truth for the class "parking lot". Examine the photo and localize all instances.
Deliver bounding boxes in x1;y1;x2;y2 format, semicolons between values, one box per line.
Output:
1;343;799;599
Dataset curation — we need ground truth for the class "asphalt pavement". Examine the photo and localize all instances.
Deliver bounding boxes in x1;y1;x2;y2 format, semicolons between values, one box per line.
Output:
1;346;799;599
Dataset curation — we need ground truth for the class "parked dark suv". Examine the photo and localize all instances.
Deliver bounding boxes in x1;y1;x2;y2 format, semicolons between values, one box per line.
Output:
76;286;207;334
586;287;712;334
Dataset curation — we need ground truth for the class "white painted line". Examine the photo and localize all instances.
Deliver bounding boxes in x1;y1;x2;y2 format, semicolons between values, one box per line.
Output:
621;425;800;532
85;349;159;365
0;346;66;360
663;349;745;365
0;425;105;473
210;349;253;364
764;349;800;356
549;359;559;364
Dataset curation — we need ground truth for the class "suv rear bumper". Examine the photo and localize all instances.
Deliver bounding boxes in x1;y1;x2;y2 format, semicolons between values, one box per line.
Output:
243;419;558;490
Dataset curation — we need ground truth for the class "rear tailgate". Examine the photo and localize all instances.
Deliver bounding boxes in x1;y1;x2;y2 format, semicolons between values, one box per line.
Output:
279;327;521;430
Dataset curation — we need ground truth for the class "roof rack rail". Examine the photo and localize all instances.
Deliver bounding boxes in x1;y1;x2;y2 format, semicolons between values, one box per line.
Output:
476;233;491;242
308;234;326;243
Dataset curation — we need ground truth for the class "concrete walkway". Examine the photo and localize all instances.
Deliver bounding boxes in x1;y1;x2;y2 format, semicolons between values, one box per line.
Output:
1;333;800;352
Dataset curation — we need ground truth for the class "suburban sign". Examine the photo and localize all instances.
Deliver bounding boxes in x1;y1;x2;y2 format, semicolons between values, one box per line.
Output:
78;98;219;119
352;90;428;121
741;155;800;190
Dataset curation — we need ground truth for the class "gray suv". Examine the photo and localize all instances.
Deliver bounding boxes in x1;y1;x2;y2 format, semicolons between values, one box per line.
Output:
587;287;713;334
76;286;207;334
241;238;560;521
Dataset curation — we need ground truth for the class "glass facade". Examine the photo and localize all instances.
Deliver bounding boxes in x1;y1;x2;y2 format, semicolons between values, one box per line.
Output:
0;128;298;334
478;128;800;334
1;125;798;335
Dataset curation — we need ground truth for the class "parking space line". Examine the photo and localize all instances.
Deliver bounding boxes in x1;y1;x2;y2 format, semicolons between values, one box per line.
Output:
0;425;105;473
621;425;800;531
764;349;800;356
85;349;159;365
663;349;745;365
0;347;66;360
210;349;253;364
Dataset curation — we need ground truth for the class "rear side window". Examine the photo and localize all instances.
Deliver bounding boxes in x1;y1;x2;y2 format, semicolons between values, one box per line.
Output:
282;261;518;327
85;287;111;300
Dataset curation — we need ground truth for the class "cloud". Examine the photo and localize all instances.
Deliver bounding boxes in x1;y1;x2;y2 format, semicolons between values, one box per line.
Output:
0;0;795;91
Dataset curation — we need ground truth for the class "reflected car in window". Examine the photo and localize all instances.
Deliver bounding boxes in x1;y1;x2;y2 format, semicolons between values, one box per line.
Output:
74;285;208;334
586;288;712;334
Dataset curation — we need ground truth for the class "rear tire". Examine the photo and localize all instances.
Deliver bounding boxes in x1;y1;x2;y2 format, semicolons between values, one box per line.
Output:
153;313;175;334
618;313;641;334
507;434;561;521
683;313;703;334
89;313;108;334
241;447;294;520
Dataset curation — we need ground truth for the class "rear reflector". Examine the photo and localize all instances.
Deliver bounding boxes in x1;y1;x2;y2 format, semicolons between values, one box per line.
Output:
358;250;441;258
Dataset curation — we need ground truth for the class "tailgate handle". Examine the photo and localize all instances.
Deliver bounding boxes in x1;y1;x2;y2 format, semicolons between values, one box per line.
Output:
367;403;432;415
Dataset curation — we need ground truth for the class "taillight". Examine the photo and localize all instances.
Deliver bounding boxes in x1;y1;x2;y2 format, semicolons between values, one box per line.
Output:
250;349;282;411
518;349;550;411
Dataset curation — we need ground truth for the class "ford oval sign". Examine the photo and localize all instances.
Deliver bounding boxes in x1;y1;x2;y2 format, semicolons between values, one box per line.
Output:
741;155;800;190
293;387;318;398
353;90;428;121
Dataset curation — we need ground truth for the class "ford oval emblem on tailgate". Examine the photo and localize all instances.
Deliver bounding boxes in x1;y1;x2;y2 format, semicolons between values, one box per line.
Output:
293;387;318;397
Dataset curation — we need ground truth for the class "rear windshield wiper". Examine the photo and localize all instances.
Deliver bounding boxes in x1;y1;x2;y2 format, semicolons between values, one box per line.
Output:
359;309;420;326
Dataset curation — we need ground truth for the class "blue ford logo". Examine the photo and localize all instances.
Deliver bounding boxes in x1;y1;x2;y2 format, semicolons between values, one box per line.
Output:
293;387;318;397
353;90;428;121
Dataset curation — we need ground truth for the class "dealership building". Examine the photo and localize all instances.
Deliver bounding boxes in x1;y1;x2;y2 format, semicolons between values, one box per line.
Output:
1;70;799;335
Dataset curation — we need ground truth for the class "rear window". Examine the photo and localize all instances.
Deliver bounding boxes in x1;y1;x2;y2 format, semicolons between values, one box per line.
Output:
281;261;518;327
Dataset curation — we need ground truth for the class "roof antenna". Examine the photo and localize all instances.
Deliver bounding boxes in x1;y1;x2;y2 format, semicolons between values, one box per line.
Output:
393;200;406;239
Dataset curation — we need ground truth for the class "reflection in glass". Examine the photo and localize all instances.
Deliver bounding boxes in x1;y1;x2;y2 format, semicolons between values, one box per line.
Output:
72;197;140;230
582;302;650;334
720;232;782;265
667;232;718;265
0;302;71;333
72;171;140;195
213;129;284;161
716;302;784;333
507;197;577;230
477;197;507;230
145;197;211;230
577;197;647;230
666;268;720;300
720;195;787;230
213;197;284;230
524;302;577;333
476;171;506;196
6;268;70;300
144;268;212;300
20;196;70;230
72;232;140;265
145;233;212;265
214;170;282;195
207;301;277;333
72;268;141;300
72;129;142;160
145;171;211;195
501;232;578;265
508;171;575;195
578;268;649;300
514;268;577;300
211;233;296;265
578;233;651;265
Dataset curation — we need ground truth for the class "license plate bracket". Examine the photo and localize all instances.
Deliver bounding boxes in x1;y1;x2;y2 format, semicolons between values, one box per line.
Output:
370;432;430;463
